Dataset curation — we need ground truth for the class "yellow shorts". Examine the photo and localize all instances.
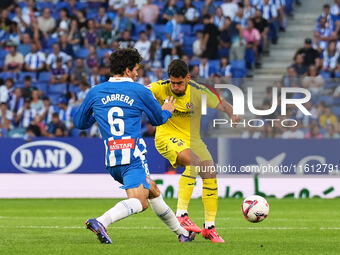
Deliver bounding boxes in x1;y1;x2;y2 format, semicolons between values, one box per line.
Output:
155;135;213;168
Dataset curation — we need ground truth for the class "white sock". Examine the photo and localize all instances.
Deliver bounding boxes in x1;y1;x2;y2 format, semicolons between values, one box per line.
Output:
205;221;215;228
97;198;143;228
175;209;188;218
149;196;189;236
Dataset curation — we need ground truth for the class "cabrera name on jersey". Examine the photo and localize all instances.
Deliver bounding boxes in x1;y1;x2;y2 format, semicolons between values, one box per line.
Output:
73;77;172;167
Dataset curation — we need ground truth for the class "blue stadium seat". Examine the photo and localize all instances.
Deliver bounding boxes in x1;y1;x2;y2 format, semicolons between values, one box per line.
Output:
192;1;205;14
135;24;146;35
176;1;184;9
70;128;82;137
182;45;193;58
36;2;55;10
38;72;51;82
218;48;230;58
75;48;90;59
49;94;62;105
208;60;220;72
48;83;67;95
97;48;111;59
69;85;81;94
19;72;36;82
183;36;196;46
75;2;87;10
56;2;70;11
333;98;340;105
0;59;5;69
230;60;247;78
320;71;331;79
193;24;204;34
86;11;97;20
0;49;8;58
324;81;337;90
189;59;200;66
0;72;16;81
46;36;59;48
319;95;334;105
106;12;116;20
18;2;27;8
154;1;166;9
154;24;166;39
15;82;24;88
181;24;192;36
35;82;49;95
131;35;140;41
332;106;340;117
51;12;60;21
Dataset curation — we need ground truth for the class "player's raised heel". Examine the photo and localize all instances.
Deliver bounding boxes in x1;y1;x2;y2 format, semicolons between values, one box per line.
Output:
85;219;112;244
177;215;201;233
178;231;196;242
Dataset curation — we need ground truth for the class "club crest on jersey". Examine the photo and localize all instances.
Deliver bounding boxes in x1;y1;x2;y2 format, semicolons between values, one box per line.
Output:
186;102;194;110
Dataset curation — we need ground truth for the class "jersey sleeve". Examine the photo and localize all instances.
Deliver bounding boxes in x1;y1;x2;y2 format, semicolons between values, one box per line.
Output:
73;89;96;129
205;87;220;109
139;86;172;126
191;80;221;109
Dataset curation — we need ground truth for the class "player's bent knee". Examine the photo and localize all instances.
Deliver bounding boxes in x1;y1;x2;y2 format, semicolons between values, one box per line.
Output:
177;149;202;167
138;198;149;211
148;180;161;199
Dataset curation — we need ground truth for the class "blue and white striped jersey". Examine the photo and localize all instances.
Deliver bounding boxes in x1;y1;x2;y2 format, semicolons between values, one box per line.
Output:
73;77;172;167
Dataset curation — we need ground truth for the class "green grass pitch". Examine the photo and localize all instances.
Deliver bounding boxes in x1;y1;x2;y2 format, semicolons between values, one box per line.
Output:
0;198;339;255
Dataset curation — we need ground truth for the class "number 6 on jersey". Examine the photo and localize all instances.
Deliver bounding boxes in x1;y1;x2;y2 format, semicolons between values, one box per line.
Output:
108;107;125;136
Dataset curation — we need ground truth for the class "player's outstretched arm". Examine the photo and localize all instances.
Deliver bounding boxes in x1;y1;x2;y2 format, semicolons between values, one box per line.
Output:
73;91;96;130
140;89;176;126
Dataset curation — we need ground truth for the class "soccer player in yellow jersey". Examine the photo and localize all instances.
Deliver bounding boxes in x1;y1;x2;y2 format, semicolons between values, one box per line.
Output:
148;59;240;243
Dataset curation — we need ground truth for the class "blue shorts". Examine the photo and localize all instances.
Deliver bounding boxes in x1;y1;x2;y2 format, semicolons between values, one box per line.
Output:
106;158;150;190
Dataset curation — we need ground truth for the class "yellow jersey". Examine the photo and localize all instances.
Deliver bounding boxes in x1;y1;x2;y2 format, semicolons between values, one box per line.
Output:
148;79;220;140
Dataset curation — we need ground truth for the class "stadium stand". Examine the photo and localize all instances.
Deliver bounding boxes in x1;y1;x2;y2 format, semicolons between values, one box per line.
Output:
1;0;328;140
239;0;340;139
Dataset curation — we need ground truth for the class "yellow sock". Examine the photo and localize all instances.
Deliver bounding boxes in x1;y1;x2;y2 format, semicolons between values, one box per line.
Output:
176;166;198;216
202;178;218;225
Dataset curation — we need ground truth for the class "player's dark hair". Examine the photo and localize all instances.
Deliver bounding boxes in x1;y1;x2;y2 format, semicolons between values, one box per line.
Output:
168;59;189;78
109;48;142;75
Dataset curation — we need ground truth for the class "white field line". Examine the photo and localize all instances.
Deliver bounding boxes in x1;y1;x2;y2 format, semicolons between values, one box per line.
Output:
0;225;339;230
1;216;340;223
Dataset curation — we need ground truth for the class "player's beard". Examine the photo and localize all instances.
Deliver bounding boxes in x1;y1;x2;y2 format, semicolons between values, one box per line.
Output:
170;88;186;97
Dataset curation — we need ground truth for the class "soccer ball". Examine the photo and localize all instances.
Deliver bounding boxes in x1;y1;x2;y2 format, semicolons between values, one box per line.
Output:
242;195;269;223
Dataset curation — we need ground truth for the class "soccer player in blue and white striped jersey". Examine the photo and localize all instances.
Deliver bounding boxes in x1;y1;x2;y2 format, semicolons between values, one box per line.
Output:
73;48;195;244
